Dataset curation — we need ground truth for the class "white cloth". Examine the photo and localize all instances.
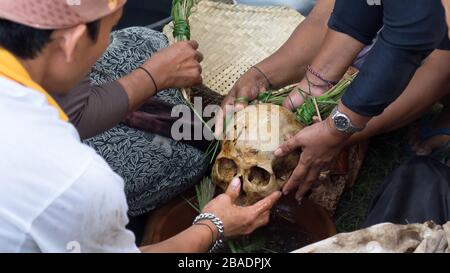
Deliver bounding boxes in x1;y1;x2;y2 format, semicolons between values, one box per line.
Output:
0;77;139;253
294;222;450;253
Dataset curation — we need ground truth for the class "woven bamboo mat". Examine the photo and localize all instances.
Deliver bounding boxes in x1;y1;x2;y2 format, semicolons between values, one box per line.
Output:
164;0;304;97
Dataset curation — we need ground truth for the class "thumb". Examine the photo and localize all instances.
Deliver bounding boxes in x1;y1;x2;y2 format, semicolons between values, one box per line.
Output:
225;177;241;203
312;116;322;124
282;88;305;111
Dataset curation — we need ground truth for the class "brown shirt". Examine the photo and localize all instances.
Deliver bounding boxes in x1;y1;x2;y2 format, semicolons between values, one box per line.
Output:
54;76;129;140
56;77;212;151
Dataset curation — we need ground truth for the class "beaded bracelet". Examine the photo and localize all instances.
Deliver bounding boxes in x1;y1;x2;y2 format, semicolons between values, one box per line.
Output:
306;65;338;89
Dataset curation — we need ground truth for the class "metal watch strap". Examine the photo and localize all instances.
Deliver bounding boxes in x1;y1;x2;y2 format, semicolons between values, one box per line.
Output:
193;213;225;253
331;106;365;134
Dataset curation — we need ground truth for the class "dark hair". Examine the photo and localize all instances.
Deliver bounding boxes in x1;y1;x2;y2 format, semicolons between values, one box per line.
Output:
0;19;101;59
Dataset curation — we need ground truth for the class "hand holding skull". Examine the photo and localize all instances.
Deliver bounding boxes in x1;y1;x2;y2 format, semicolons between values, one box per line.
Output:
202;177;282;238
275;117;350;201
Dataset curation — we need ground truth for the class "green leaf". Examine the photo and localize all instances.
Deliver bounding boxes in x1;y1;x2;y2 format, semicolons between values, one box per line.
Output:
195;177;216;211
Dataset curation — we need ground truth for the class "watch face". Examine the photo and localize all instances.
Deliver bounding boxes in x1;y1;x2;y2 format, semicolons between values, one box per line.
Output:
334;115;350;131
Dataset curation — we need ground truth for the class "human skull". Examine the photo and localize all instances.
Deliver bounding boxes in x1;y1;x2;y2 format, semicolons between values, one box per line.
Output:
212;104;303;205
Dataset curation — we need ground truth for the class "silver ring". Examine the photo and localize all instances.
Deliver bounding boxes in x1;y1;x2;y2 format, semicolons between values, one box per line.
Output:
319;170;331;181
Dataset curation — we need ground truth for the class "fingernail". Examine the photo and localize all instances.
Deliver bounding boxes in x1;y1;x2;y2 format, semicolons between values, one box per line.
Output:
214;131;222;140
297;197;303;205
231;177;241;189
234;104;245;111
283;190;289;196
274;148;282;157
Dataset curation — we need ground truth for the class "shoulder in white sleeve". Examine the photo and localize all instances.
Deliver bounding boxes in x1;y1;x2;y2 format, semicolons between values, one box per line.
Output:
27;154;140;253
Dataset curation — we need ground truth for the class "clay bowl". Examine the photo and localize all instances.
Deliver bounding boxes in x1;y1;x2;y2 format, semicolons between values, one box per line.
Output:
142;192;336;252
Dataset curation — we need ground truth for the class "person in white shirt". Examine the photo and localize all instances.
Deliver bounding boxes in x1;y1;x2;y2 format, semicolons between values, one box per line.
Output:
0;0;281;253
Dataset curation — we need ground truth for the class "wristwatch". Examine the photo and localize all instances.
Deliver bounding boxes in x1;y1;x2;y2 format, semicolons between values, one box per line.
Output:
330;106;365;134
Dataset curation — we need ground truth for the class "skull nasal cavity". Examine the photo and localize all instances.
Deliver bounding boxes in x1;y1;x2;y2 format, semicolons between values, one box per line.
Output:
217;158;238;181
248;167;271;186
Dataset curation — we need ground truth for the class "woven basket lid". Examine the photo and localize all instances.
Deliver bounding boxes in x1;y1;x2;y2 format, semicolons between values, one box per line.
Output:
164;0;305;96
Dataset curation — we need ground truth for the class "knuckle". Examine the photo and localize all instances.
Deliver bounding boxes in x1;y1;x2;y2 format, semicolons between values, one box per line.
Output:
244;229;253;236
301;154;313;163
242;221;252;232
294;133;303;142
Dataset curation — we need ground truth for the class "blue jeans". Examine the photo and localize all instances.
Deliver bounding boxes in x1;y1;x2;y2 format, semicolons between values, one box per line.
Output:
234;0;316;15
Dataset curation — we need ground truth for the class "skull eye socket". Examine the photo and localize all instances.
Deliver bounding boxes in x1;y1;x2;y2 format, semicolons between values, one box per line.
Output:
217;158;238;181
247;166;271;186
272;152;300;182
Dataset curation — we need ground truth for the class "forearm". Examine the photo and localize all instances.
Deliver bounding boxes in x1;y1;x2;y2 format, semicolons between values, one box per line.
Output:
118;67;158;113
298;0;383;87
56;78;130;140
256;0;335;88
345;49;450;145
139;224;214;253
319;0;446;135
305;29;365;86
333;42;431;146
287;29;365;101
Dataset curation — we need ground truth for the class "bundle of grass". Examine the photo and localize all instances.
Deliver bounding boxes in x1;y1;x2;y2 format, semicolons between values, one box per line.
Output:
171;0;196;41
256;71;358;126
184;177;216;213
171;0;221;162
171;0;198;100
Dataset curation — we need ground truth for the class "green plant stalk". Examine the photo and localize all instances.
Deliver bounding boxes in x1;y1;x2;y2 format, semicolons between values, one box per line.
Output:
227;241;238;253
183;177;215;213
297;73;357;126
255;86;294;105
172;0;196;100
172;0;223;165
256;73;358;126
171;0;195;41
183;197;201;213
196;177;216;211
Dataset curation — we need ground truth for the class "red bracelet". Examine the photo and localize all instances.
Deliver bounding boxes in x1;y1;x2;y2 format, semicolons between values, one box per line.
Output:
306;65;338;89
